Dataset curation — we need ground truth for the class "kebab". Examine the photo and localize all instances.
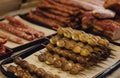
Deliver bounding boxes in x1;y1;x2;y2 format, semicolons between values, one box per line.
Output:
14;57;60;78
57;27;109;47
49;35;110;56
38;52;84;74
45;43;110;64
7;65;37;78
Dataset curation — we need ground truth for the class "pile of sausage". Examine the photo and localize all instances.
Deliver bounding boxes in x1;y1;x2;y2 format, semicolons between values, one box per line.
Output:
6;57;60;78
27;0;84;28
0;39;7;56
27;0;120;40
0;16;45;44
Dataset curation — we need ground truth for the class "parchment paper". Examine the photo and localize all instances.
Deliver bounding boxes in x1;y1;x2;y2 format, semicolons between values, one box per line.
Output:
2;44;120;78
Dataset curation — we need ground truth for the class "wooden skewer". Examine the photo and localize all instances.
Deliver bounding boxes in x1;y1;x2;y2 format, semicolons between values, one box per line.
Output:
44;36;50;40
109;56;115;59
99;61;107;64
79;72;86;75
41;43;46;47
111;53;116;56
34;54;39;57
110;48;116;51
52;27;57;30
95;64;104;68
3;65;8;68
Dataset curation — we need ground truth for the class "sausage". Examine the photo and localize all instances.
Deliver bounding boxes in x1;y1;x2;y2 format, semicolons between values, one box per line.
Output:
48;9;70;17
0;45;6;55
36;8;71;24
37;3;75;15
45;0;79;11
5;16;45;39
0;38;7;44
5;16;28;28
0;22;33;40
54;0;92;10
70;63;83;74
0;39;7;55
28;12;62;28
0;31;23;44
16;27;45;39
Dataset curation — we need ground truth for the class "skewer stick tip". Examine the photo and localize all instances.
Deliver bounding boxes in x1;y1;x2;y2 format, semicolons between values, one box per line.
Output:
44;37;49;40
3;65;7;68
34;54;39;57
95;64;104;68
41;43;46;46
52;27;57;30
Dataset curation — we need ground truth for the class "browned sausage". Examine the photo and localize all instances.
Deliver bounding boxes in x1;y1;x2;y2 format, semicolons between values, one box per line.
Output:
0;22;33;40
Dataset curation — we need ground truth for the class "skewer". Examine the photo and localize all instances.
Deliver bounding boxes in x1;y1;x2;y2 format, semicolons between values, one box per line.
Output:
37;52;84;75
79;72;86;75
95;64;104;68
110;53;116;56
42;43;111;65
3;65;7;68
44;36;50;40
13;57;60;78
109;56;115;59
52;27;58;30
41;43;46;47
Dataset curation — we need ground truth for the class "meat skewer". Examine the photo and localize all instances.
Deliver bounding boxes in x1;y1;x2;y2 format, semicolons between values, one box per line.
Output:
57;27;109;47
7;65;37;78
14;57;60;78
0;22;33;40
0;31;23;44
38;52;84;74
45;43;110;63
49;36;111;58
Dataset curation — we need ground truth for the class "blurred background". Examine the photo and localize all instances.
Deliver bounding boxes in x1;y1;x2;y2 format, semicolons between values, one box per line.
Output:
0;0;41;16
